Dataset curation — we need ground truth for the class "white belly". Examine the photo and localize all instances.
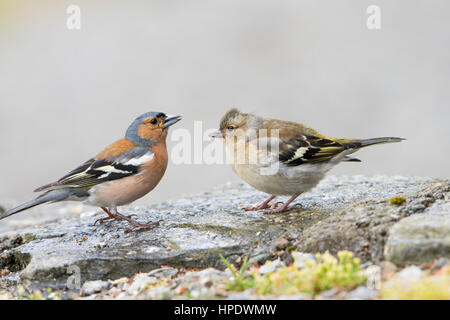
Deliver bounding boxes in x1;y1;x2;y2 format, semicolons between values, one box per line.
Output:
232;161;335;196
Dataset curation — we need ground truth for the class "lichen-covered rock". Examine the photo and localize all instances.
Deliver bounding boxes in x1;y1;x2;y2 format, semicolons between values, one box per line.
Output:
385;201;450;266
0;175;448;292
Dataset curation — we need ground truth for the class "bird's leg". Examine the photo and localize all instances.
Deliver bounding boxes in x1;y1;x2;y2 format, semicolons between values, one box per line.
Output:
108;207;160;232
94;207;138;225
243;195;276;211
263;194;301;214
94;207;117;225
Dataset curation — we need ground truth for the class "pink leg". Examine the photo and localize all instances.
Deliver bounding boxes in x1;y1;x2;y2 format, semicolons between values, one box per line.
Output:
263;194;301;214
94;207;138;225
94;207;160;232
243;195;276;211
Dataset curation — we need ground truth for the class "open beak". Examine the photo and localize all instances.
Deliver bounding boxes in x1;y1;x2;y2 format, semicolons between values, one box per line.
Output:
163;115;182;128
209;129;223;139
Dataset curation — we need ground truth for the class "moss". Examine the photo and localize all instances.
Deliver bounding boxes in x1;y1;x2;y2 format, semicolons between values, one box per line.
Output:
381;266;450;300
252;251;366;296
389;196;407;205
220;254;263;291
220;250;366;296
25;290;43;300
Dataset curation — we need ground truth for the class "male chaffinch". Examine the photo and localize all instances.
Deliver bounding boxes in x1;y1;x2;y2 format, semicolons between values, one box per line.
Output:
0;112;181;231
210;108;404;214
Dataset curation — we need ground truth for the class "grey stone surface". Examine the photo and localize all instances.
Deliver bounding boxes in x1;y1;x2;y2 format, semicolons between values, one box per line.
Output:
81;280;111;296
344;286;379;300
385;200;450;266
259;259;286;274
0;175;448;292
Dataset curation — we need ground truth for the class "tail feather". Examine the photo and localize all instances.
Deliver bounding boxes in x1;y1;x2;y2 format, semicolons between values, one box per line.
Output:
359;137;405;147
0;189;73;221
342;156;361;162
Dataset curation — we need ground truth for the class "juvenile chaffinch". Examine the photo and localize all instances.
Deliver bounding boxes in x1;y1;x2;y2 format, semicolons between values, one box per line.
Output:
210;108;404;214
0;112;181;231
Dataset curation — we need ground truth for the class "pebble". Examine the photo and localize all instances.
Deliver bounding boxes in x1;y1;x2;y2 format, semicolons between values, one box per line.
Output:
127;274;158;295
292;252;316;268
345;286;379;300
396;266;423;282
147;267;178;279
95;242;107;249
81;280;111;296
259;259;286;274
146;286;173;300
274;238;289;250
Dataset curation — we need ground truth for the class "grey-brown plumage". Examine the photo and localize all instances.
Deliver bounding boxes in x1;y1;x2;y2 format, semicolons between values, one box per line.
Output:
212;108;405;213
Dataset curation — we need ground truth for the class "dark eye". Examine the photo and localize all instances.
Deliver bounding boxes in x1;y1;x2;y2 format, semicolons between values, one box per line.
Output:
150;118;157;125
227;125;235;131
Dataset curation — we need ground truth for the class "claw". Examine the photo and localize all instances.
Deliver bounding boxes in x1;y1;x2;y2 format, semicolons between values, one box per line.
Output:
269;201;284;209
124;220;161;233
93;207;160;232
243;195;276;211
263;205;296;214
262;194;301;214
93;213;139;226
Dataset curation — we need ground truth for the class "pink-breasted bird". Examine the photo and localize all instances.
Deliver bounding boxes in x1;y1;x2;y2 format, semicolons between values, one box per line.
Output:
0;112;181;231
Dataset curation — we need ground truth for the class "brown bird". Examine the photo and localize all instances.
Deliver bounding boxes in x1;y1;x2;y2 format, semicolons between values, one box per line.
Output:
211;108;404;214
0;112;181;231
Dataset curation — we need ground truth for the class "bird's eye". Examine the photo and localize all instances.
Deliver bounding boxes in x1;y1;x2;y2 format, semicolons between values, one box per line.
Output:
150;118;158;125
227;125;235;131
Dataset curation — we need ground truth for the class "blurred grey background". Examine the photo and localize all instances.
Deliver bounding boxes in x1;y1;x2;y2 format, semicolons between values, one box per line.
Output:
1;0;449;208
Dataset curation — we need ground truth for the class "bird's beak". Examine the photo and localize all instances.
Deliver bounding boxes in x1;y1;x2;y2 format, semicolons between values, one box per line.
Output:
163;115;182;128
209;129;223;139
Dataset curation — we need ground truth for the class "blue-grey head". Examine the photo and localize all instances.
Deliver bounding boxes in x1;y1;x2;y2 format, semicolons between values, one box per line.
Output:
125;112;182;147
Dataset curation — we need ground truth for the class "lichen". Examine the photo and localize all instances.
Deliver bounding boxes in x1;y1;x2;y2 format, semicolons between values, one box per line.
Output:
389;196;407;205
252;251;366;296
221;250;366;296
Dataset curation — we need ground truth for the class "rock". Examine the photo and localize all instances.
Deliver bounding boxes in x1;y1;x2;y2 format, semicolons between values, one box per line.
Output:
0;176;447;292
396;266;423;282
127;274;157;295
430;258;449;272
174;268;226;290
81;280;111;296
95;242;107;249
147;267;178;279
385;200;450;266
145;286;173;300
345;286;379;300
292;252;316;268
294;177;449;263
274;238;289;250
276;293;311;300
379;261;397;281
259;259;286;274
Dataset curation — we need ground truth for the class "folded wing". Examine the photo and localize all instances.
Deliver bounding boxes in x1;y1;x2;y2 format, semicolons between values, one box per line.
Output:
34;147;154;192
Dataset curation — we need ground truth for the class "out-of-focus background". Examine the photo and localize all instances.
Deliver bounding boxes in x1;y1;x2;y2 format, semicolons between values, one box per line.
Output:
1;0;449;207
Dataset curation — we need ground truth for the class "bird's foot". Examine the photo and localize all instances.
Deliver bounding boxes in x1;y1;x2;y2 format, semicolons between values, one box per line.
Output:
94;207;158;231
243;204;270;211
262;203;300;214
108;212;160;232
243;196;277;211
244;201;283;211
124;219;161;233
93;213;137;225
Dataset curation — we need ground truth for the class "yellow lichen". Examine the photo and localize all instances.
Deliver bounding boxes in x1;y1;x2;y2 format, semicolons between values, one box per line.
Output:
252;251;366;296
389;196;407;205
